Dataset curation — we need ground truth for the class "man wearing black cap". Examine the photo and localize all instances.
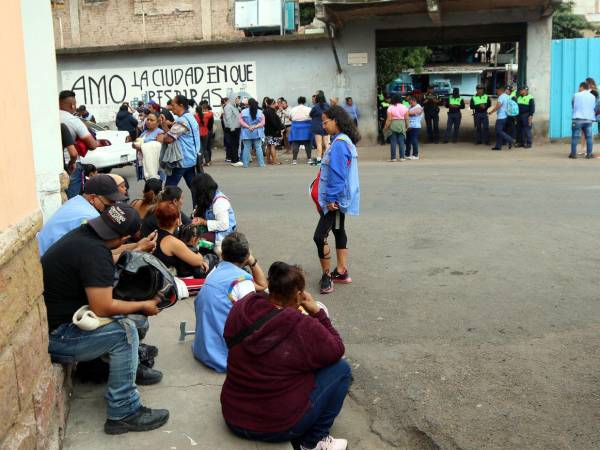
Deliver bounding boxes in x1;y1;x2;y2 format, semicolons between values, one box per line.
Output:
504;85;517;143
516;86;535;148
42;204;170;434
38;174;156;257
423;85;441;143
470;85;491;145
443;88;465;143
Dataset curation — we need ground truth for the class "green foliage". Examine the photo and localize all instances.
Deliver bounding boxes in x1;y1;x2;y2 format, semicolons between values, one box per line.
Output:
299;3;316;26
376;47;431;86
552;1;596;39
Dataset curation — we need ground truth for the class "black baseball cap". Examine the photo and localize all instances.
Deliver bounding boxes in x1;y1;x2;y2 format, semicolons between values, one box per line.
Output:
476;84;484;90
88;203;141;240
84;174;127;202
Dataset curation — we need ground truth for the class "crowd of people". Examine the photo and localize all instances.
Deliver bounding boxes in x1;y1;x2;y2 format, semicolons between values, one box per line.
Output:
49;90;361;449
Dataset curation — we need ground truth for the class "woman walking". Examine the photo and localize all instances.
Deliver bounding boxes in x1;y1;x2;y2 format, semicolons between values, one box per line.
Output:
239;98;266;168
264;98;285;165
310;92;331;165
195;102;214;166
312;106;360;295
406;96;424;160
383;95;409;161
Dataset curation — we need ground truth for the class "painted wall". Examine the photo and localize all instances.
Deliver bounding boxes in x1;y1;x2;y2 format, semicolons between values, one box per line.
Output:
0;2;38;230
549;38;600;139
22;0;64;222
57;29;379;142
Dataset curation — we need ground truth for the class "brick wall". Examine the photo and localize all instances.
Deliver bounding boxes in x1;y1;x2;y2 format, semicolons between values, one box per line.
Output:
52;0;244;49
0;212;70;450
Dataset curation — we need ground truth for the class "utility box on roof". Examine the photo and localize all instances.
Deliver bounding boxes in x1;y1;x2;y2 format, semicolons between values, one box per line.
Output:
235;0;297;34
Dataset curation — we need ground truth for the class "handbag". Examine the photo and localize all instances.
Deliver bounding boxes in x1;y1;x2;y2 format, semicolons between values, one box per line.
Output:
225;307;283;349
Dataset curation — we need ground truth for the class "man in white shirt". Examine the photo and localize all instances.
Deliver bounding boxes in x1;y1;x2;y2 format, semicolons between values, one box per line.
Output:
570;81;596;159
222;98;241;164
289;96;314;164
59;90;98;198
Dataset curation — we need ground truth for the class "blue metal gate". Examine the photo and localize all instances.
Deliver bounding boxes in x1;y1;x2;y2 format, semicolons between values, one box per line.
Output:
550;38;600;139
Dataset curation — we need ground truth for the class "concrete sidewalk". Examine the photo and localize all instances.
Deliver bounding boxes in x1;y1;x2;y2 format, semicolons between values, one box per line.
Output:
63;296;394;450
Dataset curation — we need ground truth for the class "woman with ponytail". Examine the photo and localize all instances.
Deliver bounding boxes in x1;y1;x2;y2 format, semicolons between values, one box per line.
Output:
131;178;163;219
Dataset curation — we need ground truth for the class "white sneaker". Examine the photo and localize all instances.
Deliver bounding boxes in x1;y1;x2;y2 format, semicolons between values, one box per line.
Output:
292;160;298;165
387;158;397;162
301;435;348;450
399;157;407;161
231;161;244;167
412;156;420;160
308;160;314;165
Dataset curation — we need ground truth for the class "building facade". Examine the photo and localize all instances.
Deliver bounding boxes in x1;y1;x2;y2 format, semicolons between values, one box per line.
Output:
1;2;68;449
53;0;559;141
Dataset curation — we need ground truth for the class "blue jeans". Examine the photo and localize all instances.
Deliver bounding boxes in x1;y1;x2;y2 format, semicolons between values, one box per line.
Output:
165;165;196;204
406;128;420;157
241;138;265;167
389;132;406;159
444;113;461;142
495;118;513;149
49;319;143;420
66;162;84;199
571;120;593;156
227;359;351;449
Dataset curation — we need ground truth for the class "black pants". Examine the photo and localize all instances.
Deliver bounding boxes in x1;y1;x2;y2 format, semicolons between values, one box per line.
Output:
313;210;347;259
200;134;213;163
444;113;461;143
504;117;516;143
225;128;240;163
292;140;312;161
425;112;439;143
473;112;490;144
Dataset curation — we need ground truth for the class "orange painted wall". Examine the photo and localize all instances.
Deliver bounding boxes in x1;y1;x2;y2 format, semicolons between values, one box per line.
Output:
0;2;38;230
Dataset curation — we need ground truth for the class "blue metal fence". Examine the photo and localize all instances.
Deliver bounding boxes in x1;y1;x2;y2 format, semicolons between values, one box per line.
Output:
550;38;600;139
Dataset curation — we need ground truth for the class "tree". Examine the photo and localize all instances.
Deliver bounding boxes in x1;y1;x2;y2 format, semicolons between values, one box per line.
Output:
552;1;596;39
376;47;431;86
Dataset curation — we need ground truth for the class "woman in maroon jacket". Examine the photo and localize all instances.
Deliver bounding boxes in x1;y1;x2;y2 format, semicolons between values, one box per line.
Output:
221;262;351;450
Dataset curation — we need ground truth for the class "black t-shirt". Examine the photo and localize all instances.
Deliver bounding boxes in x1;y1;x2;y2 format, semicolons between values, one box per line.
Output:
140;210;191;238
41;225;115;331
61;123;75;148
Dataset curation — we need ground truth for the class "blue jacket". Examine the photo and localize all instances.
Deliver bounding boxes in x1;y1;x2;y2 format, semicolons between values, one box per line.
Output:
176;112;201;168
240;108;265;140
192;261;253;372
318;133;360;215
205;191;237;244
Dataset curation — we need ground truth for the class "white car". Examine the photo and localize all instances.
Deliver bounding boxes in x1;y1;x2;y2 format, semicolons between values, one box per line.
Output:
80;122;136;173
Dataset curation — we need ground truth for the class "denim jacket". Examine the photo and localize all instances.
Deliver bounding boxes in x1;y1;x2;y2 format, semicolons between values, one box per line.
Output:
318;133;360;216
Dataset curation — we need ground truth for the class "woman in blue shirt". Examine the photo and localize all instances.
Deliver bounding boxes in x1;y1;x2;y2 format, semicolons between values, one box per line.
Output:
406;96;423;160
310;92;330;165
313;105;360;295
239;99;265;168
134;112;164;180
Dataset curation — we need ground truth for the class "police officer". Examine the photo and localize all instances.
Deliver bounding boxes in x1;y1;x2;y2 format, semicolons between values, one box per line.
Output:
444;88;465;143
505;85;517;142
377;93;391;145
470;84;491;145
516;86;535;148
423;85;441;143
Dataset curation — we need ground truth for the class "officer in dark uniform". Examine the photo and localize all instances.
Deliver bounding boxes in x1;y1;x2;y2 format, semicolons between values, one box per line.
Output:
423;85;441;143
444;88;465;143
516;86;535;148
377;93;390;145
470;84;491;145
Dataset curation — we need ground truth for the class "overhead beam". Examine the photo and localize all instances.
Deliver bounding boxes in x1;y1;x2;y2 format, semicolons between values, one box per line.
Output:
426;0;442;24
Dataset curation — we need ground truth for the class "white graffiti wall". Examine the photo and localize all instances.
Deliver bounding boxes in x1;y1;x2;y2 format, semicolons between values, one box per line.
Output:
61;61;257;123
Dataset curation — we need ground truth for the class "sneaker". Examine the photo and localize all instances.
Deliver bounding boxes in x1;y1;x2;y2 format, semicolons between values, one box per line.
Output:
292;160;298;165
231;161;244;167
307;160;314;165
412;156;420;160
104;406;169;435
225;159;231;163
301;435;348;450
569;154;577;159
136;364;163;385
586;153;594;159
387;158;397;162
331;268;352;284
399;157;407;161
319;274;334;294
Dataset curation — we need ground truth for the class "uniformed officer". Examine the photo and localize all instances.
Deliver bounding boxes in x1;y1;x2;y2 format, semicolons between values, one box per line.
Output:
378;93;391;145
470;84;491;145
505;85;517;142
423;85;441;143
444;88;465;143
516;86;535;148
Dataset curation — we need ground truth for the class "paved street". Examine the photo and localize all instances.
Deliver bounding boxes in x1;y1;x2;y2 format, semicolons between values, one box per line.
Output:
65;142;600;450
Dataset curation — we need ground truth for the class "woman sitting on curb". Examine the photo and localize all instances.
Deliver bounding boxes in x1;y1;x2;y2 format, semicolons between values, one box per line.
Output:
221;262;351;450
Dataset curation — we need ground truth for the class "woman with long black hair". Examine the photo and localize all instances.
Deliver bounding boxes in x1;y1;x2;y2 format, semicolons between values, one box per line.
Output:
309;92;331;165
191;173;237;256
311;106;360;295
239;98;265;168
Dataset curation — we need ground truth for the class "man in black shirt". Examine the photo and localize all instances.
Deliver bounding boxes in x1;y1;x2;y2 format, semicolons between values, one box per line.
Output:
42;203;170;434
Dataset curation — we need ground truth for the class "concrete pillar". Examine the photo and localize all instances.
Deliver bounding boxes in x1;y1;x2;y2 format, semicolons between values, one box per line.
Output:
69;0;80;46
526;16;552;138
201;0;213;41
21;0;64;221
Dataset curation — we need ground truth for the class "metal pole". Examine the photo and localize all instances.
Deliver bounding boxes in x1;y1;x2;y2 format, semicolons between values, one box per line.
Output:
280;0;284;35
